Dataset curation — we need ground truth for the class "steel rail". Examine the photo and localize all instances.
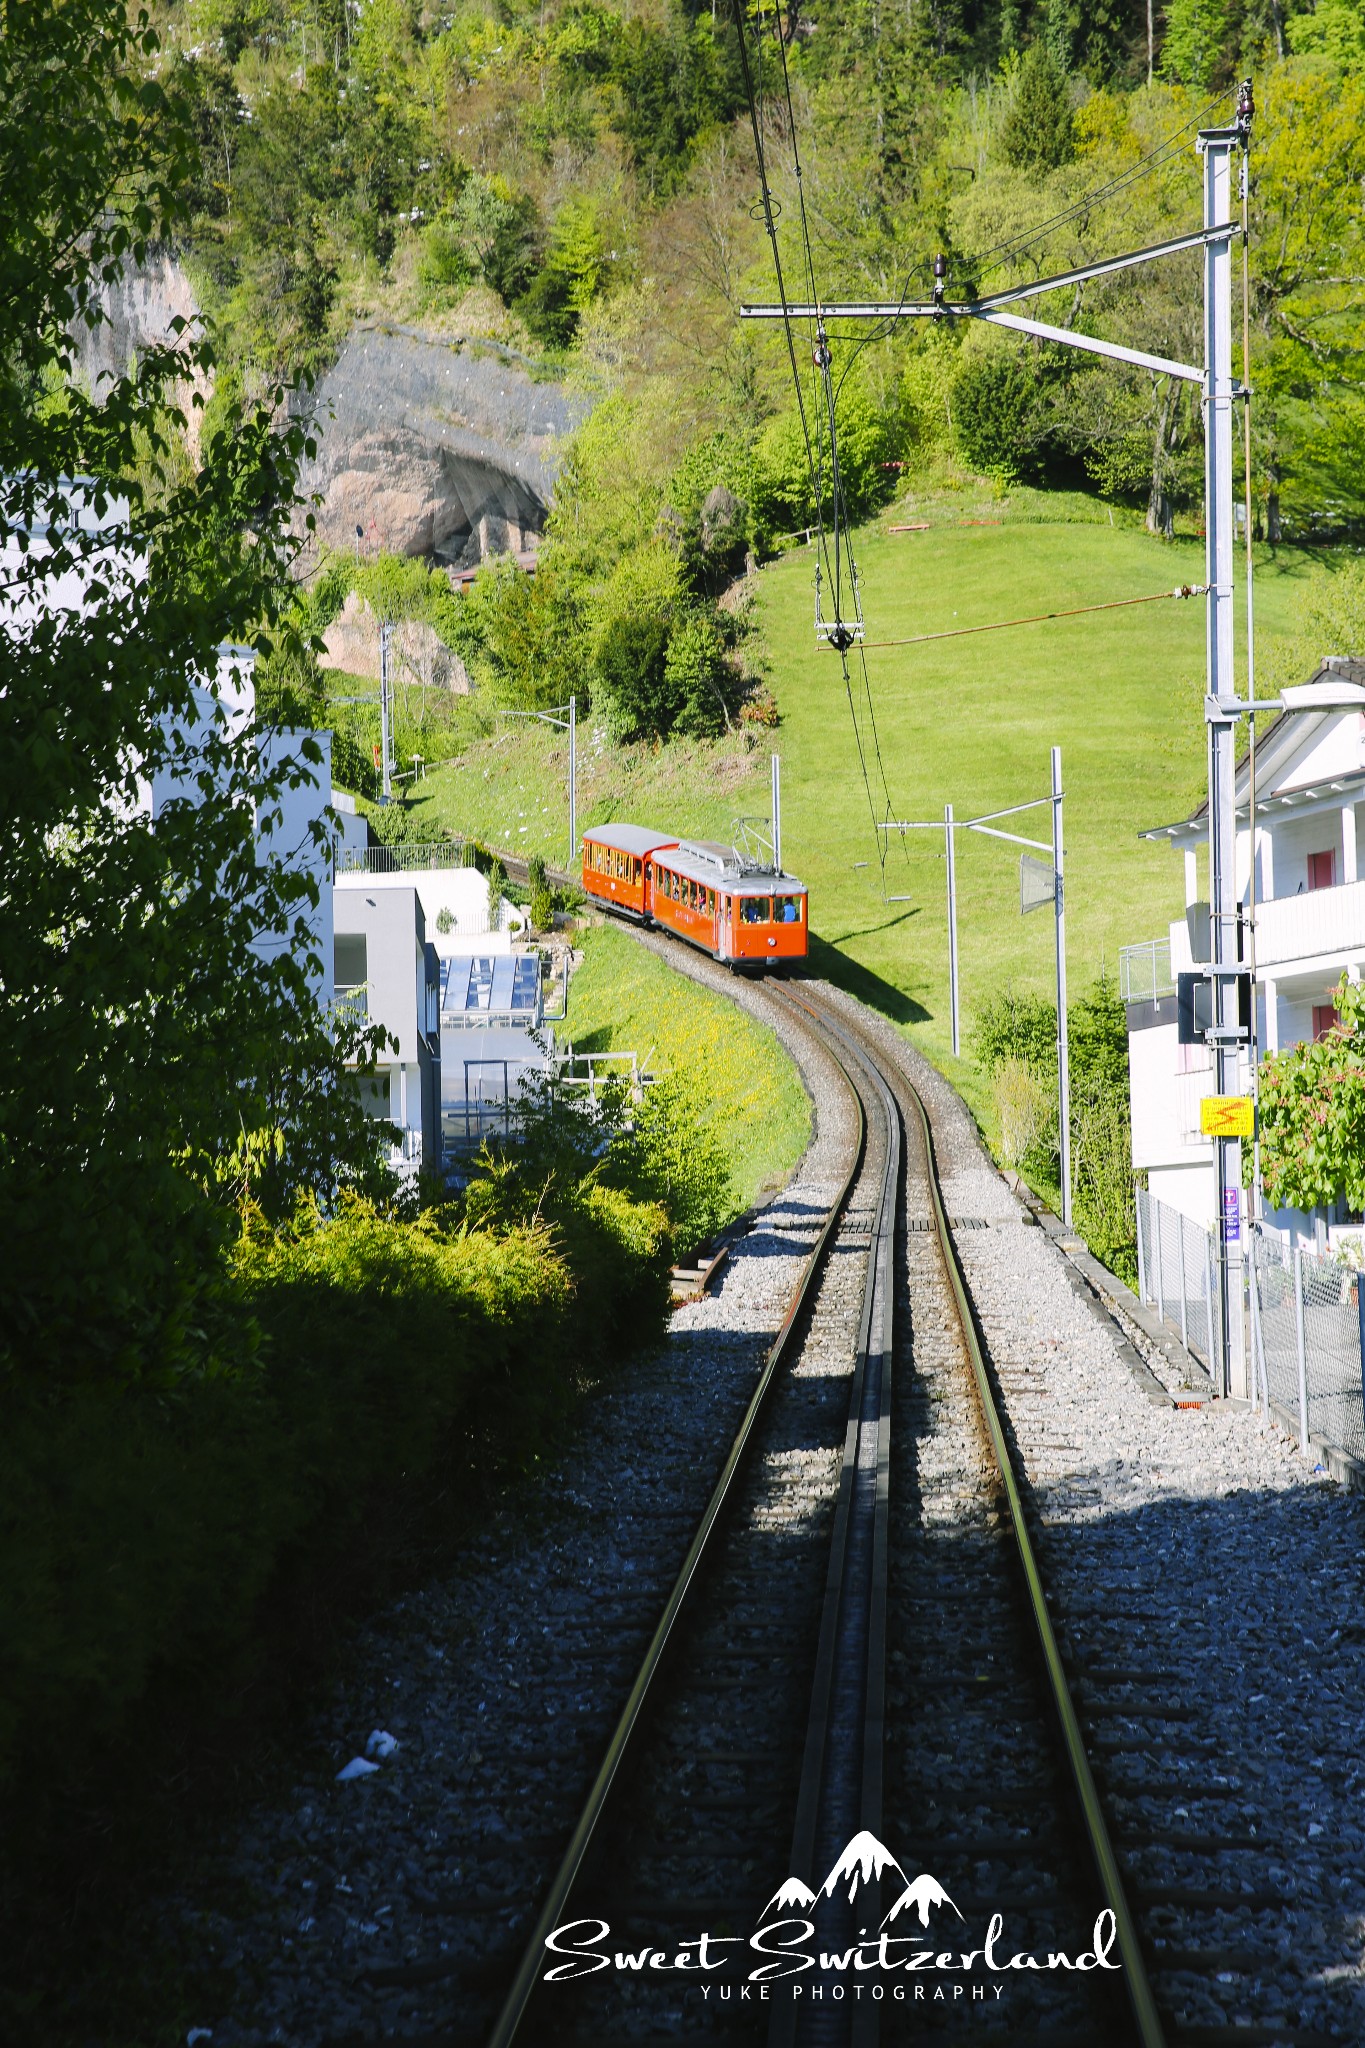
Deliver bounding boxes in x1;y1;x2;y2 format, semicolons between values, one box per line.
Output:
765;991;900;2048
484;1024;870;2048
901;1057;1168;2048
782;985;1165;2045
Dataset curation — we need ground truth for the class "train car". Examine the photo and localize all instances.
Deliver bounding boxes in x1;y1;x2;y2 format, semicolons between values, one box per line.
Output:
582;822;808;969
580;823;678;919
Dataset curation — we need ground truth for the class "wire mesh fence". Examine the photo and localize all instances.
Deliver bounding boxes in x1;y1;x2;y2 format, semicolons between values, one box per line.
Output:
1250;1231;1365;1464
1135;1185;1217;1366
1135;1186;1365;1468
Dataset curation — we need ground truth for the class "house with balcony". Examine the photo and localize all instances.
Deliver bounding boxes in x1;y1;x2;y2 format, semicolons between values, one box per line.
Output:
1122;656;1365;1249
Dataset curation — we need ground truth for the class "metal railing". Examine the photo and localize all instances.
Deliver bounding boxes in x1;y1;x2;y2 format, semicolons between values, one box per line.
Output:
338;840;466;874
1250;1232;1365;1464
1136;1185;1365;1467
1119;936;1175;1003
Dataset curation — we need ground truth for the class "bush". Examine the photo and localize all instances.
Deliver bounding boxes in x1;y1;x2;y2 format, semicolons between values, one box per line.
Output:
528;853;554;930
974;975;1134;1277
607;1073;734;1260
0;1181;673;1809
953;349;1045;484
992;1055;1052;1169
1000;42;1074;172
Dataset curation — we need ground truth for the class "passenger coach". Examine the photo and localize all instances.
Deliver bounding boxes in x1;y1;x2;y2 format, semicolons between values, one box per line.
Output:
581;822;808;969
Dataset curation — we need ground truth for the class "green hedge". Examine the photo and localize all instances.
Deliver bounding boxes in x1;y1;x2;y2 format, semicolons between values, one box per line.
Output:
0;1190;671;1799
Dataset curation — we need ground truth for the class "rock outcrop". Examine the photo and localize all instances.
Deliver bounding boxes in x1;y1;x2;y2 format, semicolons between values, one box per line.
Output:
320;591;471;690
70;254;590;568
296;325;589;565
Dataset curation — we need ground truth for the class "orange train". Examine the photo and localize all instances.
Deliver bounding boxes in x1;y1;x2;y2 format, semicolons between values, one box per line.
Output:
581;823;808;968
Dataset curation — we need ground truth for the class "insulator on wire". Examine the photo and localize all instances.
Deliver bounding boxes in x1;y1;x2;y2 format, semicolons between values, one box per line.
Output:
1236;79;1254;137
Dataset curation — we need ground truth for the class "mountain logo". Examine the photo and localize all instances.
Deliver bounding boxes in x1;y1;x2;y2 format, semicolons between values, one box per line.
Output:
761;1835;962;1926
818;1830;907;1904
763;1877;818;1915
883;1873;964;1928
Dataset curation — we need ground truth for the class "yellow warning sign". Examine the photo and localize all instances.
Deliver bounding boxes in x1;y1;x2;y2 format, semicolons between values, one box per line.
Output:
1200;1095;1254;1139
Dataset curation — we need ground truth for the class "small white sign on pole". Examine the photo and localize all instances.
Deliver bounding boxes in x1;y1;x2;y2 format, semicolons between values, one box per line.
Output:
1020;852;1057;916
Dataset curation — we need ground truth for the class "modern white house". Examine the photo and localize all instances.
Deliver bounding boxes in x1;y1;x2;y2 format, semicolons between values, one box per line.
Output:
333;886;442;1169
1122;656;1365;1251
335;843;527;952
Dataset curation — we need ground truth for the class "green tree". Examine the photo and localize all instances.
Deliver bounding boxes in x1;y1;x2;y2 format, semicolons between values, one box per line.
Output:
1000;41;1075;172
1;0;387;1384
1258;975;1365;1211
1160;0;1232;89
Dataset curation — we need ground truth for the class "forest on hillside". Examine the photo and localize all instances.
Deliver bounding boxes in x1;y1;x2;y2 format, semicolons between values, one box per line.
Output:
139;0;1365;741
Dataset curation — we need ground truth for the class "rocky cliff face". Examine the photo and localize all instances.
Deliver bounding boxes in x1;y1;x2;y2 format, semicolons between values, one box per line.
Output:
72;248;211;454
74;255;588;565
298;326;589;565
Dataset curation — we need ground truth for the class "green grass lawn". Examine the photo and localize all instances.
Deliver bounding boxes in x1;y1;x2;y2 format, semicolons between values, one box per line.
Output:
386;719;768;866
355;502;1338;1149
560;922;811;1215
757;510;1327;1106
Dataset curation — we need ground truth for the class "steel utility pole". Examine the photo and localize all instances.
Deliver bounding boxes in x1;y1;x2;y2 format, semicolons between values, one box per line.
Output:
882;767;1070;1218
379;619;394;802
945;803;959;1056
1052;747;1071;1231
744;88;1252;1393
1201;119;1245;1396
568;694;577;869
771;752;783;872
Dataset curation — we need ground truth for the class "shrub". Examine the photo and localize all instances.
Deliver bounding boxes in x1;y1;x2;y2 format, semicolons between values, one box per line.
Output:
0;1180;672;1807
1000;42;1074;172
972;985;1058;1075
607;1073;733;1260
528;853;554;930
664;609;732;738
1072;1077;1138;1284
953;349;1044;484
992;1055;1052;1169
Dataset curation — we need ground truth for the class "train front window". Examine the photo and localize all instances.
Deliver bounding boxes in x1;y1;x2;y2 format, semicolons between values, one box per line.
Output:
740;897;770;924
774;895;803;924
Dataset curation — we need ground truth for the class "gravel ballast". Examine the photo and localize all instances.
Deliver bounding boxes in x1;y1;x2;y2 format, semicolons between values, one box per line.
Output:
813;979;1365;2043
155;962;858;2048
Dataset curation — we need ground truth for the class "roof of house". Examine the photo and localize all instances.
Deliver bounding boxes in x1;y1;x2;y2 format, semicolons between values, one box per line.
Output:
1139;658;1365;843
440;952;541;1019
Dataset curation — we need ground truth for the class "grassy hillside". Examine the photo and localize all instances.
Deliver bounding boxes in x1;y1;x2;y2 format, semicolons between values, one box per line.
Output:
393;511;1327;1070
396;722;767;865
758;510;1324;1082
560;922;810;1216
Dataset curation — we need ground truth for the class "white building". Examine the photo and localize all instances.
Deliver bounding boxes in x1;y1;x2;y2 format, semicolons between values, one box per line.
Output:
1123;657;1365;1249
333;886;442;1168
335;844;526;952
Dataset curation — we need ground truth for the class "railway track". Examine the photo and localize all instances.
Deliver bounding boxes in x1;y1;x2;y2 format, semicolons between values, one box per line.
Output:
482;977;1162;2046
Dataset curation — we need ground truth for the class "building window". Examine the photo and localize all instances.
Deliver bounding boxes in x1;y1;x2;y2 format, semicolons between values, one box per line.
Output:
1308;849;1336;891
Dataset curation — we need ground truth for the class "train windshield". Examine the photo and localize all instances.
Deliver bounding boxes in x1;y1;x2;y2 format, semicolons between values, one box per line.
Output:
740;897;770;924
773;895;803;924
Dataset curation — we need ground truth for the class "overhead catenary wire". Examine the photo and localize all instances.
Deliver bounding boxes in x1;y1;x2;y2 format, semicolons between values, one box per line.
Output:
736;0;902;879
758;1;910;877
851;583;1208;652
